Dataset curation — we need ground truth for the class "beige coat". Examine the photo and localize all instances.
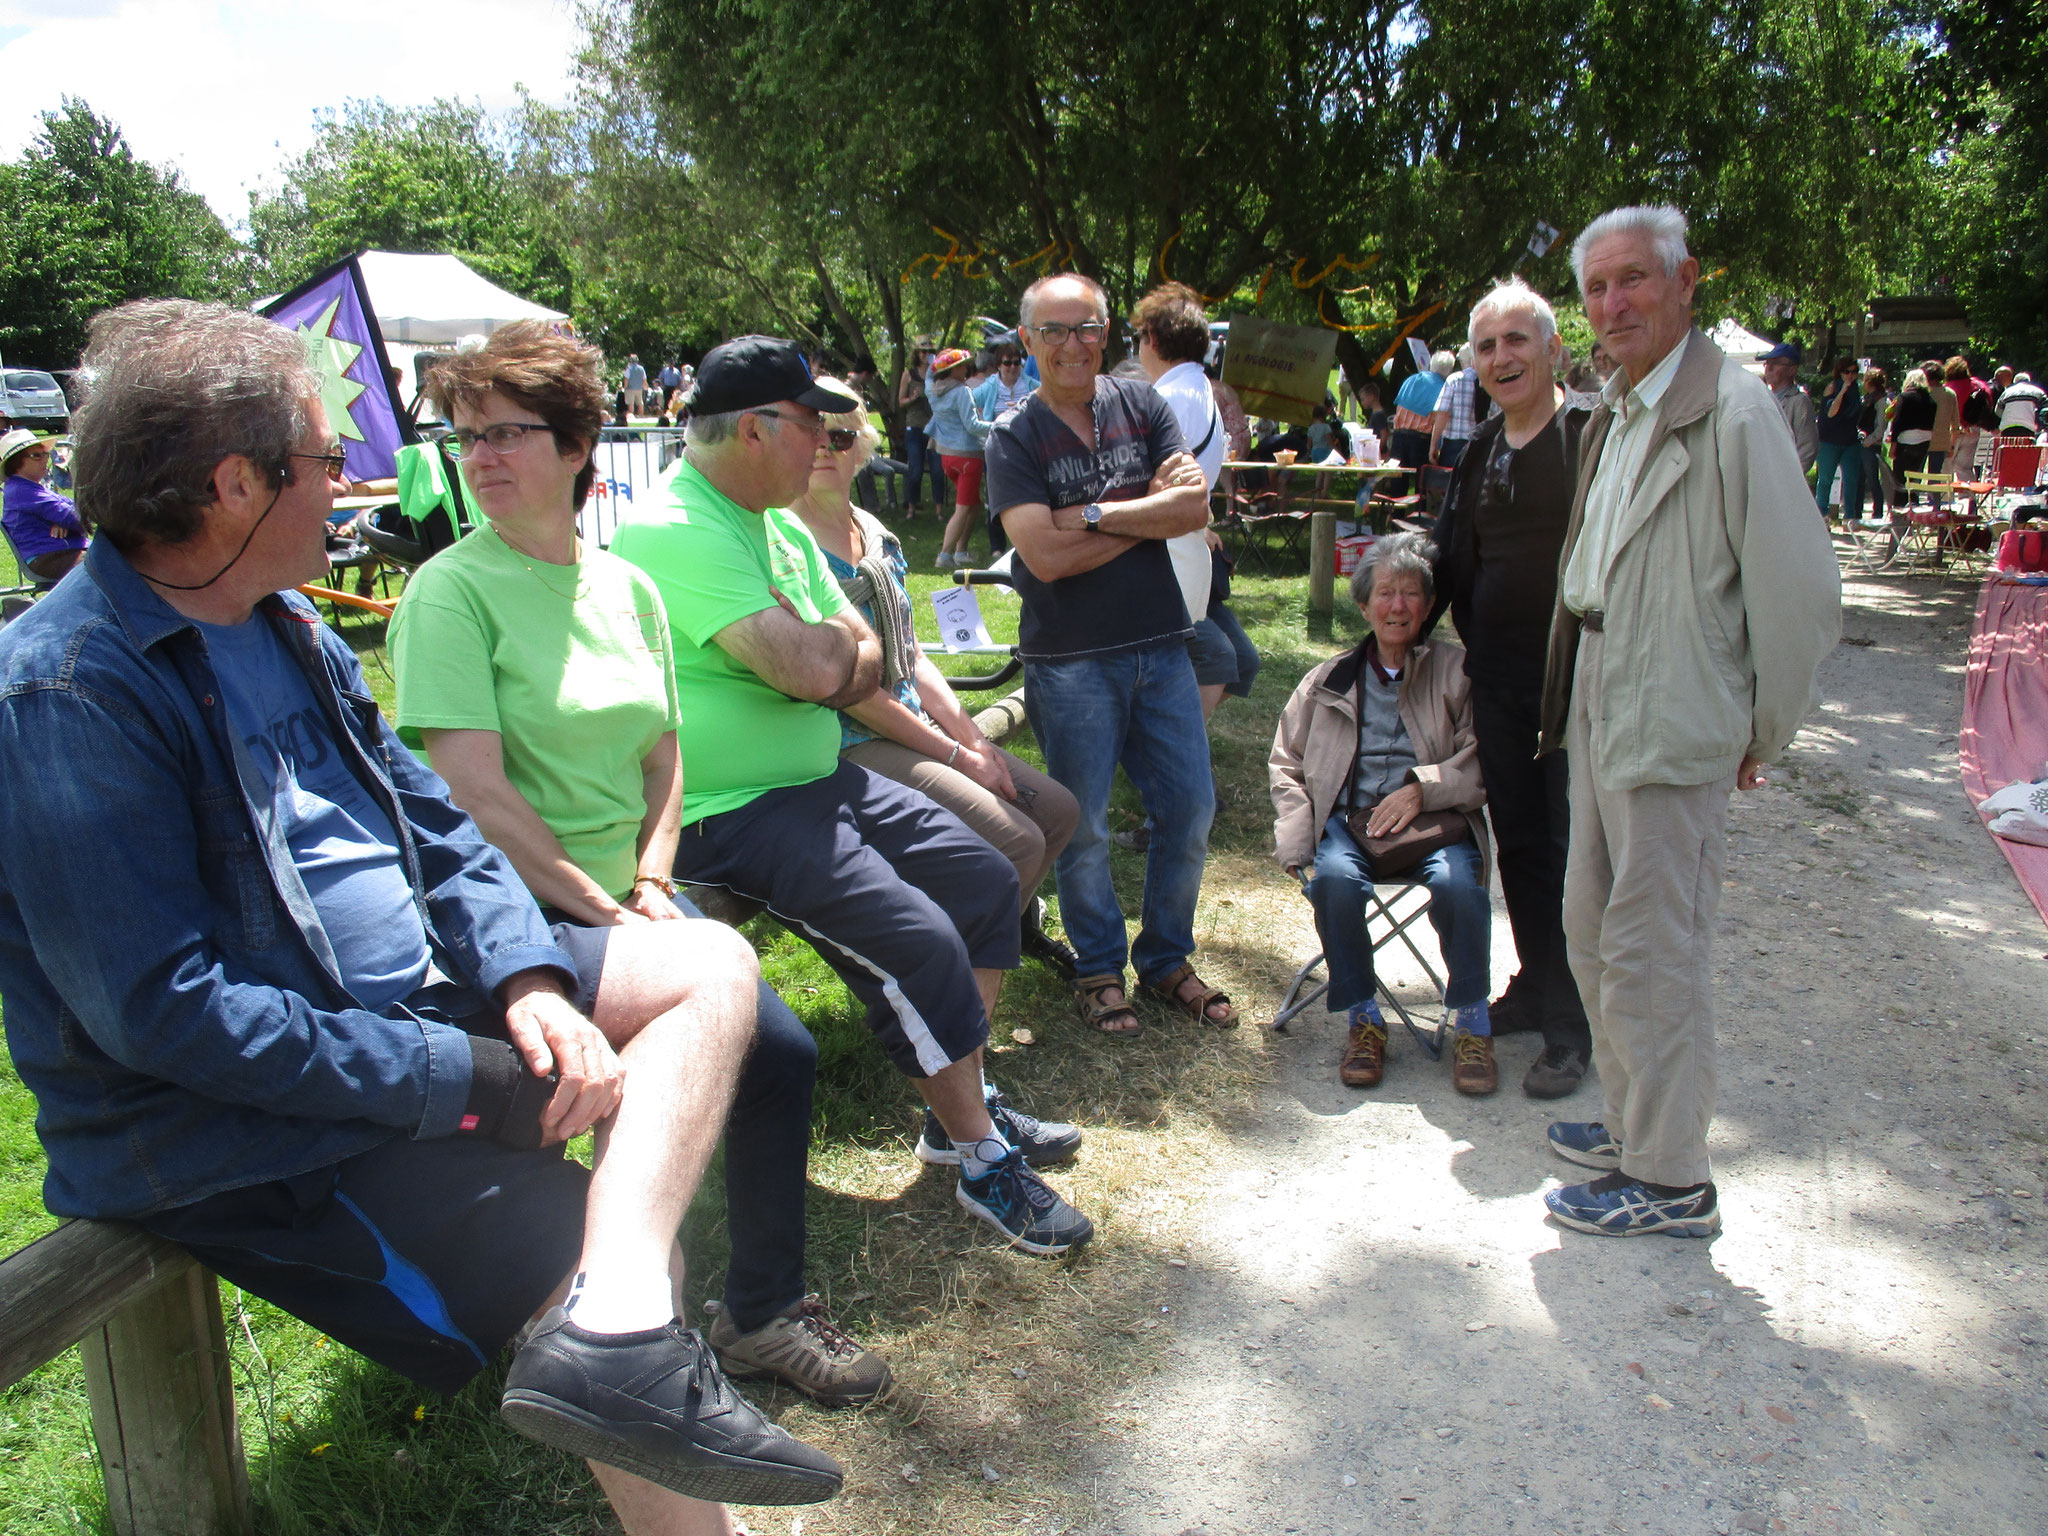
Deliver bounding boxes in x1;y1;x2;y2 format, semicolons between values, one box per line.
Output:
1269;636;1491;883
1540;328;1841;792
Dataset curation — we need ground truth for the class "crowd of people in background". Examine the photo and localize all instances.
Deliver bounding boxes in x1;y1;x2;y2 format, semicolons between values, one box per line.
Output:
3;196;2041;1536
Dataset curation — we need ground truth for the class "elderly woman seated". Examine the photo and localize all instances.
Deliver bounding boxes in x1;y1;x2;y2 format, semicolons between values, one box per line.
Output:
1268;532;1496;1094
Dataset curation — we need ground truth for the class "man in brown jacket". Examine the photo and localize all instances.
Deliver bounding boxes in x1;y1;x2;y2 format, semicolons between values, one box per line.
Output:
1539;206;1840;1239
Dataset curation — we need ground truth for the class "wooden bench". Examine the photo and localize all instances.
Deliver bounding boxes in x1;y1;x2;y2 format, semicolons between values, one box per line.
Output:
0;1220;249;1535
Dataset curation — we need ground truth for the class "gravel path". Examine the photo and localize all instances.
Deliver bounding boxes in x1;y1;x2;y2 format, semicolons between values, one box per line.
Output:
1074;572;2047;1536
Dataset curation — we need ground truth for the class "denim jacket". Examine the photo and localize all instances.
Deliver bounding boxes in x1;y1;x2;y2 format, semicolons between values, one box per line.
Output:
0;540;577;1219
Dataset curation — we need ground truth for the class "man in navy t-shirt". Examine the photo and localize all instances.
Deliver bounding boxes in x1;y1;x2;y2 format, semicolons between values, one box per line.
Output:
985;272;1236;1035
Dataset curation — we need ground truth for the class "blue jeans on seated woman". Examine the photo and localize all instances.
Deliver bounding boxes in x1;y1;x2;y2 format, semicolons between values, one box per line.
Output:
1304;814;1490;1016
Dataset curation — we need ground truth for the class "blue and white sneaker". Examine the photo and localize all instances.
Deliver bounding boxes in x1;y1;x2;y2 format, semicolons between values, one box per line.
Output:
957;1147;1095;1256
1545;1172;1720;1238
1546;1120;1623;1170
915;1090;1082;1168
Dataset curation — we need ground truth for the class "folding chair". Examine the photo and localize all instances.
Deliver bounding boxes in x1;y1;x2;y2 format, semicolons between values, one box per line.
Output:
1896;471;1969;572
1270;878;1448;1040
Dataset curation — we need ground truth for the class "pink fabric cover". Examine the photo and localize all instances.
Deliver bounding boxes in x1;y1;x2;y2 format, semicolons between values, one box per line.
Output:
1962;577;2048;929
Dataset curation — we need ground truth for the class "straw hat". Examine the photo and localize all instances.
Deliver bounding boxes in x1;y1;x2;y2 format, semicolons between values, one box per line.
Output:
0;428;48;473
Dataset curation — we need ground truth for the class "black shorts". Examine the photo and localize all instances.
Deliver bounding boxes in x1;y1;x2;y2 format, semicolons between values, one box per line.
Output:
138;921;613;1396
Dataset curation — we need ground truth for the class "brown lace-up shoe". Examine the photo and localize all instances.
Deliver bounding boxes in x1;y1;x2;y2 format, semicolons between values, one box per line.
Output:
1450;1031;1498;1096
709;1296;892;1407
1339;1019;1387;1087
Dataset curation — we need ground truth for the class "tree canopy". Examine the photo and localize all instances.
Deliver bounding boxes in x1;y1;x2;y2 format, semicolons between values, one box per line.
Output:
0;4;2040;377
0;100;251;366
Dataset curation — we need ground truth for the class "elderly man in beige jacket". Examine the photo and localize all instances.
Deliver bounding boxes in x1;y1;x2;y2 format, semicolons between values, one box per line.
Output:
1537;205;1840;1239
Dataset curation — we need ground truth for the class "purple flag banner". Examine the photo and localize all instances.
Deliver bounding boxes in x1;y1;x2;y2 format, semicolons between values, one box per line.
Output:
260;255;413;482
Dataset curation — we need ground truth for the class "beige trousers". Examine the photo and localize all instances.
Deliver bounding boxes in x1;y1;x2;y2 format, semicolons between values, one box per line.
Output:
1561;633;1734;1187
841;737;1079;900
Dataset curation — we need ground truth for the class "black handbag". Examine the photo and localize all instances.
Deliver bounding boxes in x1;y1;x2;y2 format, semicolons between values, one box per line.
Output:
1340;668;1470;879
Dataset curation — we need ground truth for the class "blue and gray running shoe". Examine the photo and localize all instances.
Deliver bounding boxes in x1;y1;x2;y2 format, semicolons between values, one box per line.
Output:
1545;1172;1721;1238
916;1091;1082;1168
956;1147;1095;1256
1546;1120;1623;1170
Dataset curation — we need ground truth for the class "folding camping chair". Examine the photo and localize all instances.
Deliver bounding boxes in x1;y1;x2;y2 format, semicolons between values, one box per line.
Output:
1270;877;1449;1043
1895;470;1982;573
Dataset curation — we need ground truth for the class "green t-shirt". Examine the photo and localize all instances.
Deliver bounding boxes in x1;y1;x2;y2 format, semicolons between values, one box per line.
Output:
610;458;850;825
388;525;679;899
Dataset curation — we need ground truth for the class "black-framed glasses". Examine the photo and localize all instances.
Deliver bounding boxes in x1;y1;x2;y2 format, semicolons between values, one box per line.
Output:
997;356;1023;368
825;427;861;452
292;449;348;479
747;407;827;439
1484;443;1514;506
450;422;553;458
1029;321;1107;346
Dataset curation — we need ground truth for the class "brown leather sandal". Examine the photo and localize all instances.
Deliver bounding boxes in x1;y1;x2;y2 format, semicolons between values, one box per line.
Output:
1074;973;1142;1037
1145;962;1239;1028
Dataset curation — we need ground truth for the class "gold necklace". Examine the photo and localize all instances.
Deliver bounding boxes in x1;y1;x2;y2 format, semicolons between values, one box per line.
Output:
490;522;582;600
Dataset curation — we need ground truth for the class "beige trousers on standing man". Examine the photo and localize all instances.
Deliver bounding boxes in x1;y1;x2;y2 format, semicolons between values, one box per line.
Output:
1561;631;1736;1189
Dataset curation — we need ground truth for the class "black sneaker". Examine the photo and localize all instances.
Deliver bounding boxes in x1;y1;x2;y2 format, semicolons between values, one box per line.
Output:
1522;1043;1590;1099
915;1089;1082;1168
501;1309;844;1505
956;1147;1095;1255
1020;896;1079;979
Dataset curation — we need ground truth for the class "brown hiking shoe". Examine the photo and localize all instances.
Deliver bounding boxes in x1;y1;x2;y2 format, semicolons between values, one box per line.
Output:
1450;1031;1498;1096
1339;1020;1387;1087
708;1296;892;1407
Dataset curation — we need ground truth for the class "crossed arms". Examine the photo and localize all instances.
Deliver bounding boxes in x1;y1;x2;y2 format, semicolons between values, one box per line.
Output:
1000;450;1210;583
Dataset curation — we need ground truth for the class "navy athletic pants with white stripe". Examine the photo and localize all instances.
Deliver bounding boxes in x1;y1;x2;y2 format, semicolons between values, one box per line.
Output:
675;761;1020;1078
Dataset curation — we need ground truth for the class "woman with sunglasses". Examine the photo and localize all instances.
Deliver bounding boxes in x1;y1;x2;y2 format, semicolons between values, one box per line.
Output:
388;324;890;1408
789;383;1080;958
1;429;87;581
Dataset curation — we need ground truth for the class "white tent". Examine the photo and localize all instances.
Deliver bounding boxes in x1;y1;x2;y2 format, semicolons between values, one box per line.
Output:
354;251;567;344
1708;317;1776;361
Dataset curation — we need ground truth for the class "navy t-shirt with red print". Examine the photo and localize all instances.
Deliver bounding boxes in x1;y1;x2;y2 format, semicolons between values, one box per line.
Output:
985;374;1191;662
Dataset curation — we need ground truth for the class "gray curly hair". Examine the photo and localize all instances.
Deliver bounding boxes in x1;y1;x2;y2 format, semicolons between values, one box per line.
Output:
1350;530;1438;606
70;300;317;551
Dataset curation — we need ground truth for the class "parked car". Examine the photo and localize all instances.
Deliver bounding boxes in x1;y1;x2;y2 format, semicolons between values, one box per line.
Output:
1;370;70;434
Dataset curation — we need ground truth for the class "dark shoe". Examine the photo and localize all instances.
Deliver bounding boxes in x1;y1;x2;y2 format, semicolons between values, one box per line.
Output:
1523;1043;1589;1099
501;1309;844;1505
1485;988;1544;1036
1449;1031;1498;1095
709;1296;892;1407
1339;1019;1387;1087
1545;1172;1721;1238
1020;895;1078;979
915;1090;1083;1168
1546;1120;1622;1170
956;1147;1095;1255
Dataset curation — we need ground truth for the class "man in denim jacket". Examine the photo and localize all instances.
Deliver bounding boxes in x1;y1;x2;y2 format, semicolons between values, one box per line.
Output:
0;302;839;1531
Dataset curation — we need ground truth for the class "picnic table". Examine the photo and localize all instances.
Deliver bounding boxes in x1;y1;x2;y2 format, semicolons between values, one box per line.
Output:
1216;459;1413;570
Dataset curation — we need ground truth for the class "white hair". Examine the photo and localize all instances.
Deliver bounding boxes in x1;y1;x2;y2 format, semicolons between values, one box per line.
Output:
1468;278;1559;347
1429;349;1457;377
1456;342;1474;369
684;408;752;448
1571;205;1690;290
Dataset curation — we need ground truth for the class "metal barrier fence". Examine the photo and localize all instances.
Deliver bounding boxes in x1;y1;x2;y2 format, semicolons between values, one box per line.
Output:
582;426;688;548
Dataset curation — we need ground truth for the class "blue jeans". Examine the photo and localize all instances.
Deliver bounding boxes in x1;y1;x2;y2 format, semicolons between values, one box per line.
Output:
1024;641;1214;984
1815;440;1860;517
1305;815;1490;1014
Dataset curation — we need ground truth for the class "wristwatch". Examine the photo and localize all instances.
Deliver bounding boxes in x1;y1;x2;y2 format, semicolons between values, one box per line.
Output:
1083;503;1104;532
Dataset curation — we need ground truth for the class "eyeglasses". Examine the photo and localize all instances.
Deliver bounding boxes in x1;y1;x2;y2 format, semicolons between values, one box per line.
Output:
997;357;1022;368
1483;444;1515;506
450;422;555;458
1029;321;1108;347
292;449;348;479
825;428;861;452
747;408;827;439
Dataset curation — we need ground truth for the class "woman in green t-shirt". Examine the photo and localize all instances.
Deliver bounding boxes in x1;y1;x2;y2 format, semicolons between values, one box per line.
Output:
389;323;890;1409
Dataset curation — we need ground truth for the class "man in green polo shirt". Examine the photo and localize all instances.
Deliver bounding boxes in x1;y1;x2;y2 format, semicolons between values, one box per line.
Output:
611;336;1094;1262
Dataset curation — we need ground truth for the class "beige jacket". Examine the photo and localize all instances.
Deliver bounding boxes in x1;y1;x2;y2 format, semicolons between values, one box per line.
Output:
1539;328;1841;792
1269;636;1491;884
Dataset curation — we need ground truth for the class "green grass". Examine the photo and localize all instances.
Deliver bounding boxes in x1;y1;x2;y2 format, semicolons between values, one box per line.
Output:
0;512;1360;1535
